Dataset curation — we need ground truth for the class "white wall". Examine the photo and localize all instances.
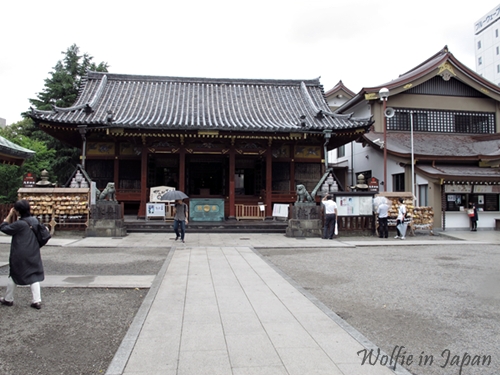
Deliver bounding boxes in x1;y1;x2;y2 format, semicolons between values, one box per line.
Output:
445;211;499;230
329;141;405;191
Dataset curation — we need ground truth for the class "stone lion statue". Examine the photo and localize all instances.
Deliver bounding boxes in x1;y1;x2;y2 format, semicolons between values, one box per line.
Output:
98;182;117;202
296;184;313;203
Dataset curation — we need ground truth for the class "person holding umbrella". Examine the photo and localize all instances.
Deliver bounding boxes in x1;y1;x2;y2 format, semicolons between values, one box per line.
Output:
173;199;189;243
160;190;190;243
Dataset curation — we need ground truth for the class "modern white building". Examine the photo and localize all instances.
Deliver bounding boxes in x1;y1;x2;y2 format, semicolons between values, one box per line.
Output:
475;4;500;85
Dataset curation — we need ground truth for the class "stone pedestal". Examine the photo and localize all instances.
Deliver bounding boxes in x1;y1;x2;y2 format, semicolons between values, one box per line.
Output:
286;203;322;237
86;202;127;237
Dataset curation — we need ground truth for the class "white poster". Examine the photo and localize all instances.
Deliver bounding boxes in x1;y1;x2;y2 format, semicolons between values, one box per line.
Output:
272;204;289;218
146;203;166;219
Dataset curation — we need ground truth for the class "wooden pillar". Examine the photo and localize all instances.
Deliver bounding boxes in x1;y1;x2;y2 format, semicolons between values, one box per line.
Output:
114;143;119;187
179;140;186;192
228;143;236;219
266;141;272;217
139;146;148;218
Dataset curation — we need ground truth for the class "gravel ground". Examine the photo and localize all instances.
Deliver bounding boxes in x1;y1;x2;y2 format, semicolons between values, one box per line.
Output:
1;241;499;375
258;244;500;375
0;244;166;375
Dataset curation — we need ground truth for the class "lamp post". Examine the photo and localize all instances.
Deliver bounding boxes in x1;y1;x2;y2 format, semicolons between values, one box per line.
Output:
323;129;332;170
379;88;389;191
77;125;88;169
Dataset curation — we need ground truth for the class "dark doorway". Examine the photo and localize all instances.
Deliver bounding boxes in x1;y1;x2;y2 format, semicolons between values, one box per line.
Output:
148;154;179;188
187;156;225;196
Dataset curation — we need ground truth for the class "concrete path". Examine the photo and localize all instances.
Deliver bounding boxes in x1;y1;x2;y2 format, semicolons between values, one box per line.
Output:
1;229;497;374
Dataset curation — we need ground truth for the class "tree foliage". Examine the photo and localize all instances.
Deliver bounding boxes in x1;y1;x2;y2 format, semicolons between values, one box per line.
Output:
29;44;109;110
0;118;56;203
25;44;109;186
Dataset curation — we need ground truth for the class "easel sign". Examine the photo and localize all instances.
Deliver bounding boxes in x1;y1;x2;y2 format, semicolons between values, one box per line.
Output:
146;203;166;220
150;186;175;203
272;203;289;220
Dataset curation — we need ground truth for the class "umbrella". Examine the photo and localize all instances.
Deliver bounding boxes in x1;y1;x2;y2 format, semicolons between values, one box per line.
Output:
160;190;189;201
397;222;408;238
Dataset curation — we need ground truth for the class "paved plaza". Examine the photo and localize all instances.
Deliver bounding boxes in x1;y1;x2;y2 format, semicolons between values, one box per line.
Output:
0;230;496;375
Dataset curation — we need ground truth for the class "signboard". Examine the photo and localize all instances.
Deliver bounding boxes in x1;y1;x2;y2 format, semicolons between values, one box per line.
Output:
90;181;97;205
444;185;472;193
336;196;373;216
272;204;289;218
146;203;166;220
475;5;500;35
23;172;36;188
150;186;175;202
368;177;379;192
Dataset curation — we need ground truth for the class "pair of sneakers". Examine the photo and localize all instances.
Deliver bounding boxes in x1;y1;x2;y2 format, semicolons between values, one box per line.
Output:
175;236;185;243
394;235;406;240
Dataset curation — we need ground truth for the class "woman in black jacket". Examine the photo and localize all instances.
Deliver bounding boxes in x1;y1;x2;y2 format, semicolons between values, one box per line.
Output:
0;199;44;309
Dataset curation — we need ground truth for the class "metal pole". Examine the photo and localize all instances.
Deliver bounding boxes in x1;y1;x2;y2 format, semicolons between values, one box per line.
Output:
383;99;387;192
410;111;415;203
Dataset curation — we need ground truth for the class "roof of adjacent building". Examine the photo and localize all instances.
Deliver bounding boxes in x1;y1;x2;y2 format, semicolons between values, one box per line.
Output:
416;164;500;182
29;72;372;134
364;131;500;160
324;80;355;99
0;135;35;166
336;46;500;112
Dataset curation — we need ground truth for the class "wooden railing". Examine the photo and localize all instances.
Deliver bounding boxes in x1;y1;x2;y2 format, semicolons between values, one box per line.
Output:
235;204;266;220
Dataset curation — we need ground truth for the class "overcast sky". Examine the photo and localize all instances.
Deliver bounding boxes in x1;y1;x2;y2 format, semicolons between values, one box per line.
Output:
1;0;498;125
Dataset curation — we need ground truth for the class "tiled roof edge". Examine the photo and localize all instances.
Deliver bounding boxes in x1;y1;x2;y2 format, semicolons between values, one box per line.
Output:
86;71;322;86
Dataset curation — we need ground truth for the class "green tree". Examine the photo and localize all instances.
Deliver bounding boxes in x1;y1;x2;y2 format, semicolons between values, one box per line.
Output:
0;121;56;203
29;44;109;110
27;44;109;184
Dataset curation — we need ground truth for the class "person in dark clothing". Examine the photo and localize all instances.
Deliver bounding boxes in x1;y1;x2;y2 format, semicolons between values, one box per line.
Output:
173;199;189;243
0;200;44;309
469;202;478;231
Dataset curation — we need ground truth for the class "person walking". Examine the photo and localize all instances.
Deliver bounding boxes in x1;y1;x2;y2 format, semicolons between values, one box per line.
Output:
469;202;478;231
322;195;338;239
0;200;44;309
173;199;189;243
377;199;390;238
394;198;407;240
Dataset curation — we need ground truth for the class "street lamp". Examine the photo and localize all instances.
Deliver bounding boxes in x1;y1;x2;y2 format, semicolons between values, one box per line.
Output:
379;88;389;192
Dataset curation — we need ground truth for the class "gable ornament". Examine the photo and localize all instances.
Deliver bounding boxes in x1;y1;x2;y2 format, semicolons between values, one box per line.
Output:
438;62;456;81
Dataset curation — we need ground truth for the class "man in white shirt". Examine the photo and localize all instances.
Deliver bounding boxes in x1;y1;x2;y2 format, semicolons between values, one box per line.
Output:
322;195;338;239
377;200;390;238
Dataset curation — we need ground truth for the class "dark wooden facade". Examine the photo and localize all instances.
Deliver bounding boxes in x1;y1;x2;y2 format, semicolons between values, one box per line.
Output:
30;73;372;218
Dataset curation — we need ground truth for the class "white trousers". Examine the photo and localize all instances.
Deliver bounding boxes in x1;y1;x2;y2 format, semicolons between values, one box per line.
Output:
4;277;42;304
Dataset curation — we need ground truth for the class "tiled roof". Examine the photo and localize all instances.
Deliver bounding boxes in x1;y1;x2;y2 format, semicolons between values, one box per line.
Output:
324;80;355;98
416;164;500;181
0;135;35;165
336;46;500;112
364;131;500;160
29;72;371;133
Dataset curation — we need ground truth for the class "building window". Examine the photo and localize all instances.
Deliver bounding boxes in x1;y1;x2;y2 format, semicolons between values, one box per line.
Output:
478;40;482;49
393;173;405;192
337;145;345;158
418;184;428;206
497;46;500;55
498;64;500;73
387;108;495;134
454;114;491;133
496;29;499;37
445;192;499;211
478;56;482;65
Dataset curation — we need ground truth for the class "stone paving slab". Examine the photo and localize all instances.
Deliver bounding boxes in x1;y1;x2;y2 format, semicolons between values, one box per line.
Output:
113;246;403;375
